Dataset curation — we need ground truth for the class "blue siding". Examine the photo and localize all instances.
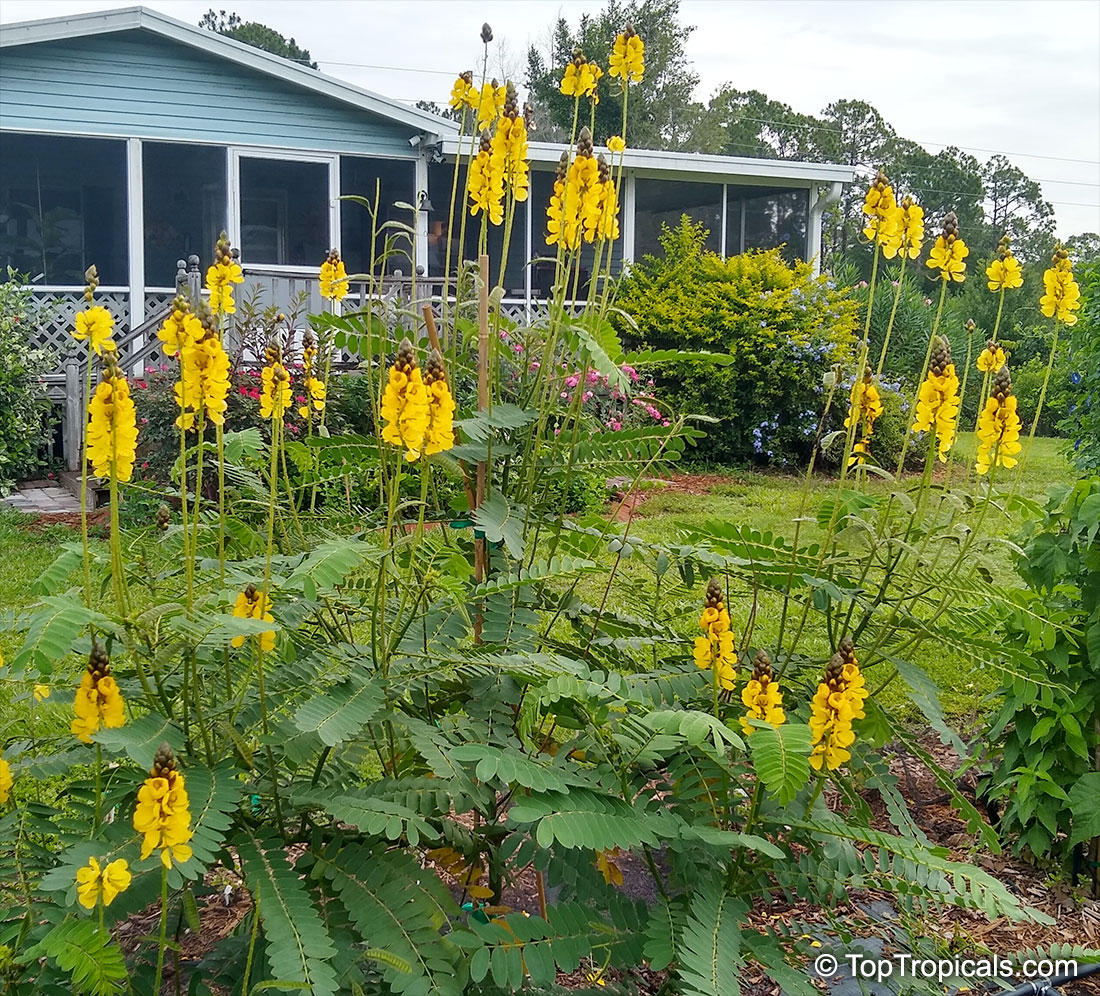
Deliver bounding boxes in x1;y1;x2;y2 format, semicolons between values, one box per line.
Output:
0;31;420;157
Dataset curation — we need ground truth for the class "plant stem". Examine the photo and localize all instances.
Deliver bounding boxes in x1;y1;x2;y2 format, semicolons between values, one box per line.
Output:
153;865;168;996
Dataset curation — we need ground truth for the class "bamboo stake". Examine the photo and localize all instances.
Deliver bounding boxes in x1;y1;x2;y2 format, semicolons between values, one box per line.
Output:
474;253;490;589
422;304;442;354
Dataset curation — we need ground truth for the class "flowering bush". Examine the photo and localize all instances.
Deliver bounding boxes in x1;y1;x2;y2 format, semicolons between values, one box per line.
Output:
0;270;56;492
614;218;859;465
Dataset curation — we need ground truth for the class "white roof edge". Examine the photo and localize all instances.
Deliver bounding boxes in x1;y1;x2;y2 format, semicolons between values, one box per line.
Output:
0;5;459;139
437;136;855;185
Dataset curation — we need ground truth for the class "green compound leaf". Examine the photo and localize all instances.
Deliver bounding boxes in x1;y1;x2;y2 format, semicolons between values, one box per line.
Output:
25;918;128;995
293;675;383;747
316;845;464;996
747;722;812;806
236;833;340;996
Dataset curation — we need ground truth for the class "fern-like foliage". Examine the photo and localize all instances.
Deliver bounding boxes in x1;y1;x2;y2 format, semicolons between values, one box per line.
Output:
315;845;464;996
24;919;128;995
747;721;812;805
235;834;340;996
675;883;747;996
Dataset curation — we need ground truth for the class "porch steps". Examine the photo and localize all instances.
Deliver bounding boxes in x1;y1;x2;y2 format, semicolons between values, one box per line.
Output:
59;471;108;509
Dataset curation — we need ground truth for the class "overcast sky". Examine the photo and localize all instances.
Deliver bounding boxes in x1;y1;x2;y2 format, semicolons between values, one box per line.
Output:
3;0;1098;237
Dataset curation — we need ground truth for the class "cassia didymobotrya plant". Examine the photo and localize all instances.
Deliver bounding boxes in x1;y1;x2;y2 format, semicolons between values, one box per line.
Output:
0;27;1088;996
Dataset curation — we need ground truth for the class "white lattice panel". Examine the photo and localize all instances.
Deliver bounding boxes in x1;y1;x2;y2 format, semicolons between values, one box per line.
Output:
28;290;131;372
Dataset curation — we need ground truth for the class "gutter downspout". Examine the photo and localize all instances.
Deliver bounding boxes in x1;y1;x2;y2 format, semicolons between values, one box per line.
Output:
808;180;843;277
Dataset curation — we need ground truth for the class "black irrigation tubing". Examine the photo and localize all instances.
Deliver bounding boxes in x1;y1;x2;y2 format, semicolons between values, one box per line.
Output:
989;960;1100;996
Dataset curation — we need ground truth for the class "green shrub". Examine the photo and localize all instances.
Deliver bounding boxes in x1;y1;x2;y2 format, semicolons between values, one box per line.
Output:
1058;260;1100;469
613;218;859;465
0;271;56;493
984;478;1100;862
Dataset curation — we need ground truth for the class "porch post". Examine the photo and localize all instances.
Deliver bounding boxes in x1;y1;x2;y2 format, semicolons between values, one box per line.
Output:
126;138;145;372
720;184;728;258
414;149;429;280
623;172;636;265
524;184;532;320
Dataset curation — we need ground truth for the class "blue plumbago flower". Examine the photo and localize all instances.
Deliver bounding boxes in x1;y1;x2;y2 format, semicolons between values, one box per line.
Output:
1070;371;1082;385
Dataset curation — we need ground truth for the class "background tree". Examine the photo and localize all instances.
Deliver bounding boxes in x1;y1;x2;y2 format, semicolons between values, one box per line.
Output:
199;9;318;69
525;0;699;149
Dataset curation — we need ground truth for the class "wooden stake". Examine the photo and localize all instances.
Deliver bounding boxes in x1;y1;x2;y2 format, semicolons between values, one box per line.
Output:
422;304;441;354
474;253;490;589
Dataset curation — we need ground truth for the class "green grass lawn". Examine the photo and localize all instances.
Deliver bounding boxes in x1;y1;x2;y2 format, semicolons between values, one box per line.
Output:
616;434;1076;723
0;435;1077;742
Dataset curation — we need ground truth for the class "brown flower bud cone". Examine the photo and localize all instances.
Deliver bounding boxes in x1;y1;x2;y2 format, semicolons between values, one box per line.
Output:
838;636;857;670
705;578;723;609
992;365;1013;402
152;742;177;778
750;649;773;683
824;652;845;686
424;349;447;386
396;338;418;374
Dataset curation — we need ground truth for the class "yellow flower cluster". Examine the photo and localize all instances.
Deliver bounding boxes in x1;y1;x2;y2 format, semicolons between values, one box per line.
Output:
205;233;244;316
882;194;924;261
1040;246;1081;325
844;366;884;467
469;130;505;225
260;345;292;421
560;51;602;99
423;348;456;456
911;336;961;462
546;129;614;250
72;305;116;356
609;25;645;83
861;170;897;244
76;857;131;909
381;338;431;461
474;80;507;131
976;364;1022;475
491;84;530;204
926;212;968;282
320;247;349;301
71;645;126;744
298;332;327;419
157;295;204;356
977;339;1007;373
173;307;231;431
133;743;193;869
87;351;139;483
693;578;736;691
809;638;868;772
0;752;12;804
449;70;476;111
231;583;276;652
986;236;1023;293
740;650;785;736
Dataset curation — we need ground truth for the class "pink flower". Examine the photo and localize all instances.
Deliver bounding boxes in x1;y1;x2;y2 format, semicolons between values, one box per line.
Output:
238;385;249;396
587;370;600;385
140;417;149;425
565;375;580;388
296;395;307;404
141;461;149;469
609;419;622;431
512;343;524;354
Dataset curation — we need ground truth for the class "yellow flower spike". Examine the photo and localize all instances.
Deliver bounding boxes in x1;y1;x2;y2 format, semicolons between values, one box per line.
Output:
33;683;50;702
911;336;961;462
231;583;276;652
423;349;456;456
157;296;203;356
986;236;1023;293
75;857;131;909
607;135;626;154
174;304;231;431
298;331;327;419
1039;245;1081;325
133;743;193;870
809;649;860;772
469;129;505;225
844;366;884;468
259;344;292;421
86;351;139;484
881;195;924;260
975;364;1023;475
925;212;968;282
695;579;737;690
319;247;349;301
380;338;430;462
72;305;117;357
608;25;645;83
0;752;12;804
861;170;898;245
489;83;530;205
740;650;786;736
71;645;126;744
976;339;1007;374
449;70;475;110
205;232;244;316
